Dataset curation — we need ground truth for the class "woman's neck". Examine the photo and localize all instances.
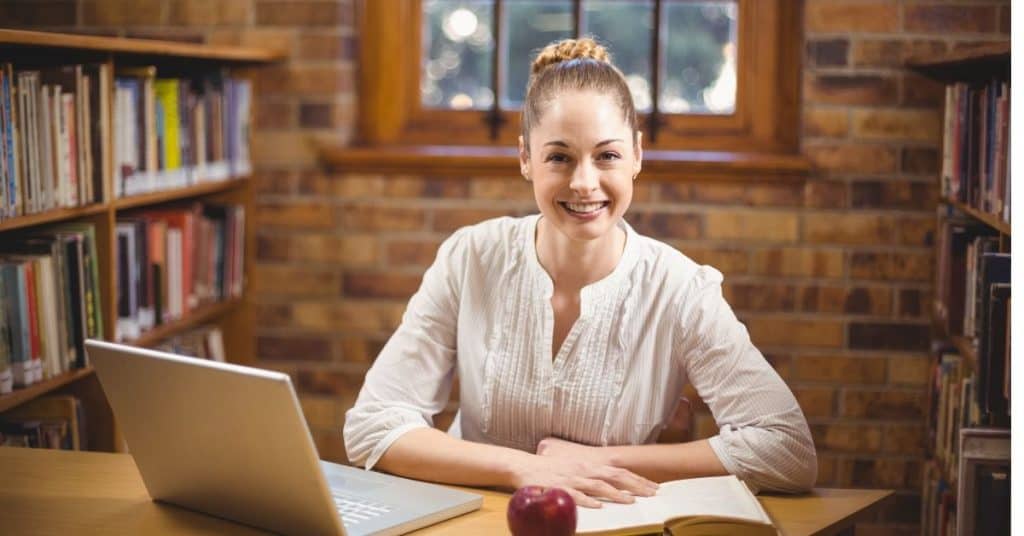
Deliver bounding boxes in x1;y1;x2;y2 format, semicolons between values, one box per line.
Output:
535;217;626;290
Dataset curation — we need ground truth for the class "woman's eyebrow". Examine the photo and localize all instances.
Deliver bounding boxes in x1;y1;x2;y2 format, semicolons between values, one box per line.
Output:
542;138;624;148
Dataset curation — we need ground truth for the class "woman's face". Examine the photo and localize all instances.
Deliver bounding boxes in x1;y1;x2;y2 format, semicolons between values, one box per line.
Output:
520;90;642;244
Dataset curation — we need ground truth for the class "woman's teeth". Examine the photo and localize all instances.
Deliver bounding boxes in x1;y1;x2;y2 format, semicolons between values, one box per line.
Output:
563;201;607;214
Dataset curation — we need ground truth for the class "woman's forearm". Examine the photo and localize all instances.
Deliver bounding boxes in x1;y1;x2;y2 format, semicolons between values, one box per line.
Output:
601;439;727;483
374;427;529;488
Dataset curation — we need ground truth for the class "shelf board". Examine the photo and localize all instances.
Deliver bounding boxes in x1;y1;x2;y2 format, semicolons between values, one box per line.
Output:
125;298;242;348
0;29;285;63
0;204;109;233
906;42;1009;82
942;198;1011;235
0;367;95;413
114;178;248;210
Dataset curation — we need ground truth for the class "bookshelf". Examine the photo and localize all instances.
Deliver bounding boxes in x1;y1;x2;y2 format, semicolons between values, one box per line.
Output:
0;29;283;452
909;44;1010;536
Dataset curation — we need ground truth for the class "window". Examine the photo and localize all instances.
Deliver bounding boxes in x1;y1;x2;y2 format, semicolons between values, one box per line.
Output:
351;0;805;172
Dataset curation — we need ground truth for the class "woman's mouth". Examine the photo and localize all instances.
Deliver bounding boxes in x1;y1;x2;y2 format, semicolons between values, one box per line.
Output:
559;201;609;218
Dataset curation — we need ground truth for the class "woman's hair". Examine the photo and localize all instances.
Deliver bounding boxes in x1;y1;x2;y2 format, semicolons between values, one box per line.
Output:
522;37;638;152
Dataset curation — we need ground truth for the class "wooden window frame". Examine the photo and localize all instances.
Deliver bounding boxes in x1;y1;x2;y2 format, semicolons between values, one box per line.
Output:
328;0;809;180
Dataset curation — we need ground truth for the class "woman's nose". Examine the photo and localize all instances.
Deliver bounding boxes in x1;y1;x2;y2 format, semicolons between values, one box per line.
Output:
569;162;599;193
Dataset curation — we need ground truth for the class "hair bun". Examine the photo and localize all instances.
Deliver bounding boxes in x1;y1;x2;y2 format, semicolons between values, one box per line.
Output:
531;37;610;76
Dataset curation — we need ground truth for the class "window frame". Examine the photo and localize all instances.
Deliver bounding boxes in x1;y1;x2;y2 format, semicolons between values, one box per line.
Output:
356;0;802;154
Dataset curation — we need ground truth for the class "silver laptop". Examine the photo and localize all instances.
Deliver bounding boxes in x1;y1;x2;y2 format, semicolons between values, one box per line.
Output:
85;339;482;536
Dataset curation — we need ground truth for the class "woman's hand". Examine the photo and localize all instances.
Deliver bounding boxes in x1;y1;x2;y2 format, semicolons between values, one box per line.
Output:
536;437;613;465
510;439;658;508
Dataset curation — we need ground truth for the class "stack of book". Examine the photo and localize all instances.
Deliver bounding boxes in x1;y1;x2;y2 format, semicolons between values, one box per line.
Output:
115;202;244;342
152;324;226;362
0;223;104;393
940;80;1011;223
0;63;109;219
0;394;86;450
113;69;252;198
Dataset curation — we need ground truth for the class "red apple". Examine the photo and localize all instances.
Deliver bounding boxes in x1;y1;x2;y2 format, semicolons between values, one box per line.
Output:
506;486;577;536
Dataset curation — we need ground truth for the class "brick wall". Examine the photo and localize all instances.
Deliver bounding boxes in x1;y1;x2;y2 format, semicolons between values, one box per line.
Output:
4;1;1009;534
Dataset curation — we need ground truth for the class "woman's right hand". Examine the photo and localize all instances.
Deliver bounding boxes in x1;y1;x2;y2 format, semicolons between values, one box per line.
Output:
509;453;659;508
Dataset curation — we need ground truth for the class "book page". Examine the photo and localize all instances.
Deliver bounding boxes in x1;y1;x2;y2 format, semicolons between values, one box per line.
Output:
576;476;770;534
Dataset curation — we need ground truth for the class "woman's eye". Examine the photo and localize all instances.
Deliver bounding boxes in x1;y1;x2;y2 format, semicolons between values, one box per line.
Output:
545;153;569;163
598;152;621;161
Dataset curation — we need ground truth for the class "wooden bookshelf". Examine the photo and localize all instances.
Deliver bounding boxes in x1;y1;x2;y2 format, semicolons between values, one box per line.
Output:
907;42;1010;82
942;198;1011;236
0;30;278;452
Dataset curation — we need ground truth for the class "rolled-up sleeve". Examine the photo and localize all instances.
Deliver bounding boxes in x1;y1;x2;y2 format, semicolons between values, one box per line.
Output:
343;229;467;469
677;267;817;493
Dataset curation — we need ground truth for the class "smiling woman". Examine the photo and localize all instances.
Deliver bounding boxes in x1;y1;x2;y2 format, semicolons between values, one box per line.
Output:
343;38;817;509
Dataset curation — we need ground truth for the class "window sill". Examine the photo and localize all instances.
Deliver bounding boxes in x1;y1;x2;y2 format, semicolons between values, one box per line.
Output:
318;145;811;182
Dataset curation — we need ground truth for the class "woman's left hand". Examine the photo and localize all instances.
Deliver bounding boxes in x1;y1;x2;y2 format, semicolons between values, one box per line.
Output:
536;437;614;466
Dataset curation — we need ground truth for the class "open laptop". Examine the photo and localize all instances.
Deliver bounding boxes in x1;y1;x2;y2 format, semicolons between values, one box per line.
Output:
85;339;482;536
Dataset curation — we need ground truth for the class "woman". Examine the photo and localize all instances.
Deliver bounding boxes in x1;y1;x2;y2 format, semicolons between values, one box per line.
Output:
344;38;816;508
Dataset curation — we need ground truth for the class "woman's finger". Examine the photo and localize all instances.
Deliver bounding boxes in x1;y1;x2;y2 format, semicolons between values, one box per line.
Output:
576;477;635;504
601;466;658;496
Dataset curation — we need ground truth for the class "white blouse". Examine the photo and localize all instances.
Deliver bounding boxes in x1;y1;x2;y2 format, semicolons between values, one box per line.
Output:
343;215;817;493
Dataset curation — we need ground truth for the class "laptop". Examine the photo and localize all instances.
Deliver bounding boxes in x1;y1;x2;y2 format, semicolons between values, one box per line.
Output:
85;339;482;536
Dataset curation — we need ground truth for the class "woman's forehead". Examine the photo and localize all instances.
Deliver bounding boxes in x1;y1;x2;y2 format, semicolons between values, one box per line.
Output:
534;91;631;141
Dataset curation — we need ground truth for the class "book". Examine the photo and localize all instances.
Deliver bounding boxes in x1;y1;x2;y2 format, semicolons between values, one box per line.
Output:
575;475;774;536
0;394;83;450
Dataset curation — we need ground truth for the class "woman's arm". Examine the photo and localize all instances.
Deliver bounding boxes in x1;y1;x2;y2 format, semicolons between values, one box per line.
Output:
377;428;658;508
534;436;727;484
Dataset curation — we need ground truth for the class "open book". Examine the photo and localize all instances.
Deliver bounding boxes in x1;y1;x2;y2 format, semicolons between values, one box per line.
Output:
576;475;776;536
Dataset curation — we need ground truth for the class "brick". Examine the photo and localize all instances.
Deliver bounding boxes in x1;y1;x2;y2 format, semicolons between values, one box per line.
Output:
704;210;799;242
208;28;294;52
852;109;941;143
676;246;749;274
256;233;378;266
841;389;926;419
850;180;935;210
253;170;299;195
255;64;353;95
849;322;930;352
804;213;893;246
256;1;348;26
343;272;423;300
299;102;334;128
255;98;295;129
793;355;887;384
810;424;882;452
257;335;332;361
124;28;205;43
0;0;76;26
168;0;251;25
251;264;341;296
625;212;701;240
901;73;945;107
300;396;340;429
433;208;513;232
888;356;931;386
386;239;443;268
83;0;163;25
999;5;1010;34
806;1;898;33
806;39;848;67
723;284;798;312
297;368;365;397
817;454;837;487
251;130;317;166
313;429;349;464
800;285;892;316
750;247;844;278
836;458;921;489
896;288;926;318
745;316;844;348
883;424;926;456
793;387;835;418
894;217;933;247
904;4;996;33
292;301;403;333
384;177;470;198
804;74;899;106
341;205;427;232
468;177;534;201
257;201;334;229
763;353;793;379
902;147;939;175
340;336;386;363
804;180;848;209
803;108;848;138
255;303;291;325
805;144;899;174
877;493;923;524
852;40;947;68
662;183;803;207
330;174;384;198
849;252;931;282
298;32;357;60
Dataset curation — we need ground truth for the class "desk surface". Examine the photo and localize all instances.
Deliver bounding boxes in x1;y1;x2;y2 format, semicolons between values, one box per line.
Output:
0;447;891;535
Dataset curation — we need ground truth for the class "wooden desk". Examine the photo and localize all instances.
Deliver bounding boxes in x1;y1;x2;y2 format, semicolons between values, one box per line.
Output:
0;448;891;535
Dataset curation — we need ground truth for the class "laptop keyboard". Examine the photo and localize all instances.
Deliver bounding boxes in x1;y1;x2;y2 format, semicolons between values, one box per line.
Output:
332;491;392;527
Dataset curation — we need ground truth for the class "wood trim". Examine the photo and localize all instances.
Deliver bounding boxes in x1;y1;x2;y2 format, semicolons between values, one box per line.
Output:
319;144;811;181
907;42;1009;71
0;367;96;413
942;198;1011;235
0;29;285;62
356;0;802;153
113;178;248;210
125;298;242;348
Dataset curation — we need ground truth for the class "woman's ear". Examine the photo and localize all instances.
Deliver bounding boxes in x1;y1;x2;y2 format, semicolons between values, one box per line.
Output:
633;131;643;177
518;135;531;180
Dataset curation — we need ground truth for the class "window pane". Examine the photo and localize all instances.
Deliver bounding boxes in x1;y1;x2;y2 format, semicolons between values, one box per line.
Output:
661;1;737;114
501;0;573;109
582;0;654;112
422;0;495;110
